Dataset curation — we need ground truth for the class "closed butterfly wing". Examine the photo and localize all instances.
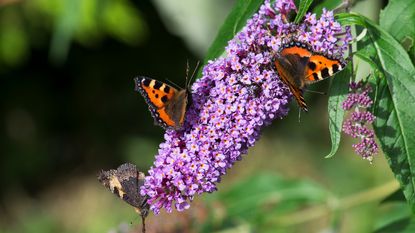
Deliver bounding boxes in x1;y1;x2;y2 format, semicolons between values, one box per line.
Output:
164;89;189;129
274;52;310;112
98;163;149;232
98;163;149;217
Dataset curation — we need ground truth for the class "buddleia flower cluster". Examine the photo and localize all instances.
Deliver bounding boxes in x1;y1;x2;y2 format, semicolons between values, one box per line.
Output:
141;0;352;214
342;81;378;162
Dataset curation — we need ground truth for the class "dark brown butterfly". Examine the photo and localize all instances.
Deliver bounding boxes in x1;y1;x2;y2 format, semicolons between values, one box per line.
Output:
98;163;149;232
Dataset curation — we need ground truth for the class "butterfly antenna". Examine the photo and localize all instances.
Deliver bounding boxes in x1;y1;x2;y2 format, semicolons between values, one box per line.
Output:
165;78;181;89
186;59;190;79
187;60;200;88
190;61;200;81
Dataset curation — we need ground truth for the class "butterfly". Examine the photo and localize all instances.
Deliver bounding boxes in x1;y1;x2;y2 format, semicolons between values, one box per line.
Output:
134;62;198;130
274;40;347;112
98;163;149;231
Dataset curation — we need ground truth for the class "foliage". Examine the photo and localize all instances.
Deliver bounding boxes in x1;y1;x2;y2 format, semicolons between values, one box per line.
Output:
0;0;146;67
336;9;415;213
202;173;331;233
379;0;415;62
197;0;263;78
202;0;415;231
326;65;351;158
294;0;313;23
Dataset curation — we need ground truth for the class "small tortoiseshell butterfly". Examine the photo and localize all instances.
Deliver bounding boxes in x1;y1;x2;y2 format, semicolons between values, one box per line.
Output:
274;40;346;112
134;63;197;130
98;163;149;231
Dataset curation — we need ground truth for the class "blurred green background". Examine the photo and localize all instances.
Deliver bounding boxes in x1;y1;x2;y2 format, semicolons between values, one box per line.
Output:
0;0;399;233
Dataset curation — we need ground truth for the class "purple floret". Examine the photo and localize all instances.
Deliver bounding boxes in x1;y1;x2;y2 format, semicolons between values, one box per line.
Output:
141;0;351;214
342;81;378;162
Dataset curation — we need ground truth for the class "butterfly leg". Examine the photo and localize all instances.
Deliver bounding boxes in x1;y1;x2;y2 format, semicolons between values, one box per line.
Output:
304;89;327;95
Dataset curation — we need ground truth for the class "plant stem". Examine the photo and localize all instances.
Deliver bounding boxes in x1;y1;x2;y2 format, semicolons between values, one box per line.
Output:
274;180;400;226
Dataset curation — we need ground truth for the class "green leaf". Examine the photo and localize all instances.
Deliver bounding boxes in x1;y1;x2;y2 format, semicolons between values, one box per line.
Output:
377;218;415;233
374;202;413;233
312;0;342;16
372;75;415;211
204;173;329;231
374;216;415;233
294;0;314;23
325;65;351;158
197;0;264;78
379;0;415;62
381;189;407;204
338;13;415;212
203;0;264;61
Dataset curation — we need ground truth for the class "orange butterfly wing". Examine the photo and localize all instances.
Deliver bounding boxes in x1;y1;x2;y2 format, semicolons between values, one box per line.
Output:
280;45;312;58
275;41;346;112
305;54;345;84
134;77;179;129
279;42;346;84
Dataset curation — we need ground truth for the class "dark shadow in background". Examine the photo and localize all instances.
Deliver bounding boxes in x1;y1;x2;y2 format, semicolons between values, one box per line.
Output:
0;1;197;198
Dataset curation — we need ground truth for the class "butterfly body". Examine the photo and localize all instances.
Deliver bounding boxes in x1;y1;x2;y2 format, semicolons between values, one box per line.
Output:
274;41;346;112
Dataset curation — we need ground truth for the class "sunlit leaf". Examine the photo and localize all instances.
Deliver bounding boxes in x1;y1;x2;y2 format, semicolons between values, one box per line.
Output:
379;0;415;62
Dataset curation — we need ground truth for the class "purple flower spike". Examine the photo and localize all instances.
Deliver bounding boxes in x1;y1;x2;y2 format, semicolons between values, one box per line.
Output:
342;81;378;162
141;0;351;214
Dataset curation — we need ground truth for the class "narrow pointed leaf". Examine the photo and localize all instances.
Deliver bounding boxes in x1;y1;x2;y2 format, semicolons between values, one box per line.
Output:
294;0;313;23
197;0;263;79
325;65;351;158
